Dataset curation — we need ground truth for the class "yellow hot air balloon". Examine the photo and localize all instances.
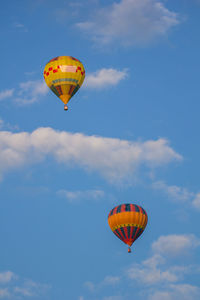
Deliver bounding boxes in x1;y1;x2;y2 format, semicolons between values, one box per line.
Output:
43;56;85;110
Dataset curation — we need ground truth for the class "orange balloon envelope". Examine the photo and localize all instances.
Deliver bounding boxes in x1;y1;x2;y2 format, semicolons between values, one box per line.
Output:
108;203;148;252
43;56;85;110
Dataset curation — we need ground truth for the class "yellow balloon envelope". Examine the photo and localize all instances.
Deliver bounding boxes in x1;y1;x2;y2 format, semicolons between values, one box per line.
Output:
43;56;85;110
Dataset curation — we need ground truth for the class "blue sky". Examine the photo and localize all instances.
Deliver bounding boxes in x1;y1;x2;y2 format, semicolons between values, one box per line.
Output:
0;0;200;299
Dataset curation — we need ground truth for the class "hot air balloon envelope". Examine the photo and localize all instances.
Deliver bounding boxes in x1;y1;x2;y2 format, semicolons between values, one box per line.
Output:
43;56;85;110
108;203;148;251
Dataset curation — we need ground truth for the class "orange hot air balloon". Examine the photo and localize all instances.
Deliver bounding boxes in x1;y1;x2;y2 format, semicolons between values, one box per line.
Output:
43;56;85;110
108;203;148;253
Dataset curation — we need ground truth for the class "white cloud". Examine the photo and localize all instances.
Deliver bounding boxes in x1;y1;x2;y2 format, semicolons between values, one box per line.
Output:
152;181;200;211
84;275;120;292
103;297;123;300
127;254;186;285
152;234;200;257
57;189;104;203
0;80;48;106
13;22;28;32
102;276;120;286
152;181;193;202
0;127;182;182
1;67;127;106
149;284;200;300
125;234;200;300
76;0;180;47
0;271;15;284
14;23;25;28
84;233;200;299
84;68;128;89
0;118;19;131
192;193;200;209
14;286;34;297
14;279;50;298
15;80;48;105
84;281;95;292
0;288;10;298
0;271;50;299
0;89;14;101
171;284;200;300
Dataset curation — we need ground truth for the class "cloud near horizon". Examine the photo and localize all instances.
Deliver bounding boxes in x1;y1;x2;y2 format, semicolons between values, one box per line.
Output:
0;127;182;182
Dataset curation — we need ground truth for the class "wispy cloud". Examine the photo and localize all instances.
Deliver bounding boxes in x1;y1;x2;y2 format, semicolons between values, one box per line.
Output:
152;180;200;210
152;181;194;202
0;67;127;106
13;279;49;297
0;127;182;183
15;80;48;105
84;233;200;300
54;1;84;23
151;234;200;257
0;288;10;298
192;193;200;209
57;189;105;203
0;89;14;101
14;286;34;297
126;234;200;298
0;118;19;131
149;284;200;300
126;234;200;287
0;80;48;106
127;254;187;285
0;271;16;284
103;297;123;300
84;275;120;292
13;22;28;32
84;68;128;89
0;271;50;299
76;0;180;47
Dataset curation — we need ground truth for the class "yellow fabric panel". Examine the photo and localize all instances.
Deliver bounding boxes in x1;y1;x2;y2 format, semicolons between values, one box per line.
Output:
112;223;144;231
44;56;85;87
59;95;70;105
61;84;71;95
108;211;147;231
141;212;148;228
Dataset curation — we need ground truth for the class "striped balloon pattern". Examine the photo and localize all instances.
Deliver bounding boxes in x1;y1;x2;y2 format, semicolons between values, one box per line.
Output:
43;56;85;108
108;203;148;248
